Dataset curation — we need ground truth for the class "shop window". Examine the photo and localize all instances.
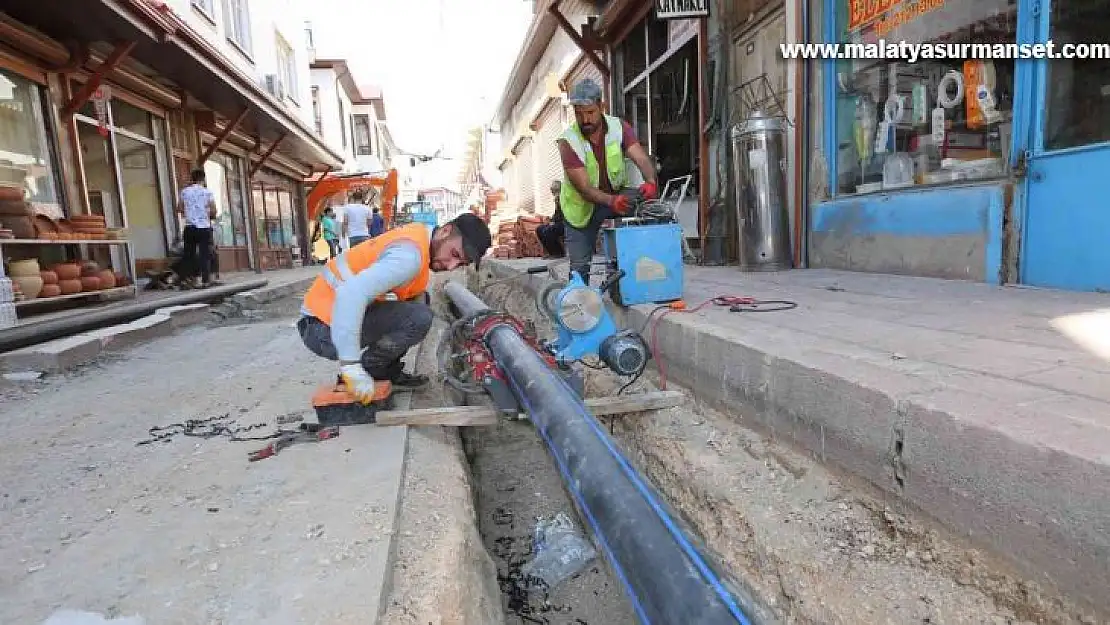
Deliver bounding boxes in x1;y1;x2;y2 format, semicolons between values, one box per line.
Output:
225;0;253;56
264;186;283;247
624;80;650;155
832;0;1017;196
205;153;249;248
0;70;61;209
277;190;294;247
311;86;322;135
650;41;698;183
620;21;648;86
647;16;670;64
111;100;153;139
192;0;214;19
1043;0;1110;151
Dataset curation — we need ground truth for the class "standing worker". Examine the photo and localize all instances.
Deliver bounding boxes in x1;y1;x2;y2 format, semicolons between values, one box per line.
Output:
536;180;566;258
297;213;492;403
370;206;386;238
175;168;218;288
343;189;373;248
557;78;658;284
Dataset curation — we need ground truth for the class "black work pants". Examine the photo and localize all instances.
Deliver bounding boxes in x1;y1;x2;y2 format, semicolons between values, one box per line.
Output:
536;223;565;257
297;300;433;380
182;225;213;284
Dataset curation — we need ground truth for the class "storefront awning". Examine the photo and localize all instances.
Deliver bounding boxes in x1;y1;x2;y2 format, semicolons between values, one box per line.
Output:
3;0;344;173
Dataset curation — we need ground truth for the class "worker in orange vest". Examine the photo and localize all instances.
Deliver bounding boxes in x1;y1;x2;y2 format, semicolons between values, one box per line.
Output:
298;213;492;403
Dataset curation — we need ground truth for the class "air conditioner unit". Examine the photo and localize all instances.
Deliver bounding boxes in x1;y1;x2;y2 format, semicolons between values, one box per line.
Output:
264;74;285;100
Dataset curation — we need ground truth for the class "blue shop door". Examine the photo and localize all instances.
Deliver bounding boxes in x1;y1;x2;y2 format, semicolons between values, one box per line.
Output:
1021;0;1110;291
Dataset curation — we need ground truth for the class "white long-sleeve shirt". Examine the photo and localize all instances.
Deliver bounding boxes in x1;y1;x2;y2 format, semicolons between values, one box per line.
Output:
304;224;432;363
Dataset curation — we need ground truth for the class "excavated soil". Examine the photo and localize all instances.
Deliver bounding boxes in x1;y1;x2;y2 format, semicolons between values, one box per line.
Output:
474;270;1095;625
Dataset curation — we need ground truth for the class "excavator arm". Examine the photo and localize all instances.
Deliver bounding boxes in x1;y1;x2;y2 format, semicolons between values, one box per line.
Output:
306;168;399;227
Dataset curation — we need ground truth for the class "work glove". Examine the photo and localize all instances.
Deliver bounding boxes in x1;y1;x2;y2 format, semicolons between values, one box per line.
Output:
610;193;631;215
339;363;379;404
639;182;658;200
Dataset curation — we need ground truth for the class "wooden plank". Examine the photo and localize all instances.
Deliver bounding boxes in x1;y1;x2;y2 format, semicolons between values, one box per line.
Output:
375;390;685;427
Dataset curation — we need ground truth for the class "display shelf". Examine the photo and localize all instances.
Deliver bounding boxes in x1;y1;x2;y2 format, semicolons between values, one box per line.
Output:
13;285;136;308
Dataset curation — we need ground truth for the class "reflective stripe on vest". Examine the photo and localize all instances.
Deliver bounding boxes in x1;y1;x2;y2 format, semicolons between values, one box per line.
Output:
301;223;431;325
559;114;627;229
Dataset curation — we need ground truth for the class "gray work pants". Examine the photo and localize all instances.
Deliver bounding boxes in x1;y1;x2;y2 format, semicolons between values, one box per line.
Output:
563;203;620;285
297;300;433;380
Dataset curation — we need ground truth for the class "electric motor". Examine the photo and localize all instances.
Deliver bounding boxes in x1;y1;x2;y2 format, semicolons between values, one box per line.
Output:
599;330;651;377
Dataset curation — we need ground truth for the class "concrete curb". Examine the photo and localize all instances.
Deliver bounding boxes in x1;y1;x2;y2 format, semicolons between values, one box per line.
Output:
0;276;317;375
482;258;1110;615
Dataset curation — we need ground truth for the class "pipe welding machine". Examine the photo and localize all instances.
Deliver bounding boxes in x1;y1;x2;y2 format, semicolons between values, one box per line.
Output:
598;175;692;307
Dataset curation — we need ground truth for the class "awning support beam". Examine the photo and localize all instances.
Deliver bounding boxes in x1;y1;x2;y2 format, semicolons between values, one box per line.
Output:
308;166;334;197
249;133;287;177
548;1;610;80
62;40;137;118
198;108;249;165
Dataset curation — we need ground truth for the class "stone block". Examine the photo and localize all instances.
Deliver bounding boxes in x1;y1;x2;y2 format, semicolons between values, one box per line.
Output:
0;335;102;372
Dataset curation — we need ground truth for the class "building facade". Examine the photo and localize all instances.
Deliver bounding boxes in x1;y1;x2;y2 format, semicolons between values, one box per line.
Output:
494;0;605;223
0;0;342;297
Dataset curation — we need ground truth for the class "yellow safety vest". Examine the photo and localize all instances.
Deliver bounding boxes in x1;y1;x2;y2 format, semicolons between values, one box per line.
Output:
559;114;628;229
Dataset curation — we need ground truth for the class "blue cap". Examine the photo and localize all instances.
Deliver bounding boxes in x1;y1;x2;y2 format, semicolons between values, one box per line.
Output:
568;78;604;106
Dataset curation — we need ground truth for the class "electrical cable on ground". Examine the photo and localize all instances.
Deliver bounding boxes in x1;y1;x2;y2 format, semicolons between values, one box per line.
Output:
642;295;798;390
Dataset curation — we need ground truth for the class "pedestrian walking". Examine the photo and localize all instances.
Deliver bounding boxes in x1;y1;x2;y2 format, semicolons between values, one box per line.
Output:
557;78;658;284
370;206;386;237
343;189;373;248
174;168;217;288
321;207;341;258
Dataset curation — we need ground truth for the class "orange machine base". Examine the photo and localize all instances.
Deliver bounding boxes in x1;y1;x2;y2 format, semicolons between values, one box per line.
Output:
311;379;394;426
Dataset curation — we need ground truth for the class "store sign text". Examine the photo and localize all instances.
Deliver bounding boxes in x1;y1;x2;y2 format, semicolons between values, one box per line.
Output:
656;0;709;20
848;0;944;32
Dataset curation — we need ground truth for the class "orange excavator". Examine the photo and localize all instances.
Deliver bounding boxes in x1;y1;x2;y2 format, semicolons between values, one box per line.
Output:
306;169;399;262
306;168;399;224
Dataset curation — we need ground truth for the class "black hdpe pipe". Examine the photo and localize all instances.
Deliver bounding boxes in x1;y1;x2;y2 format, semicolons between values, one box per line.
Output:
443;281;757;625
0;279;268;353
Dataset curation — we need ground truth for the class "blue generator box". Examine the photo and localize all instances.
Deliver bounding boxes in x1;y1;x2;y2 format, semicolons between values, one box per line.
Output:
601;223;684;306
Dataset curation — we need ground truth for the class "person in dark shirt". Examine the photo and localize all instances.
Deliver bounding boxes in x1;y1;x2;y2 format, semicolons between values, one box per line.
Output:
536;180;566;258
556;78;658;284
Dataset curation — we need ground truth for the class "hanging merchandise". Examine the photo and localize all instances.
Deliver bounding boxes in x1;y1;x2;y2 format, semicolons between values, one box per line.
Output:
965;60;1000;129
936;71;964;109
854;96;876;168
912;83;928;126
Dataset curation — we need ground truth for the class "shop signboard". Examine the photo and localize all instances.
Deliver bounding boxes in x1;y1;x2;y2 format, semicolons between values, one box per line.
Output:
655;0;709;20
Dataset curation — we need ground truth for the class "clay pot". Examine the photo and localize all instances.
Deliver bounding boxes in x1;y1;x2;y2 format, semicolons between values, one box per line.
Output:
0;186;23;202
39;270;58;285
4;216;34;239
96;269;116;289
80;261;100;277
79;276;101;291
114;272;131;287
8;259;41;277
39;284;61;298
0;199;30;216
53;263;81;280
12;275;43;299
58;279;82;295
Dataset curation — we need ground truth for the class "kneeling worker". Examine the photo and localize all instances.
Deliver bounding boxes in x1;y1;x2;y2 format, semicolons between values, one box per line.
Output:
298;213;492;403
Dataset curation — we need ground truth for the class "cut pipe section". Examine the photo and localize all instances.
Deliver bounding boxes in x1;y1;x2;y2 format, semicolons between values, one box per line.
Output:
443;280;759;625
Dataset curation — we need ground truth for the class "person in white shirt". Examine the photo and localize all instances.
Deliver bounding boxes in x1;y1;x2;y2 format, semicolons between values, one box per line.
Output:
342;189;373;248
174;168;218;288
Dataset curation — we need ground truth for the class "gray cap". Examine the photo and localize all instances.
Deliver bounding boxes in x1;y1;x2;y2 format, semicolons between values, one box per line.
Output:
567;78;604;106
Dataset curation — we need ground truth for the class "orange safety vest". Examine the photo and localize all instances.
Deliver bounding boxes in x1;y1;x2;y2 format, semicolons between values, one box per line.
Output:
302;223;431;325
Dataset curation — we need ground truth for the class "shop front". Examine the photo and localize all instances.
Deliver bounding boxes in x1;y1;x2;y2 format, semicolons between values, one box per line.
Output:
608;4;706;249
811;0;1108;291
250;168;300;271
203;151;253;272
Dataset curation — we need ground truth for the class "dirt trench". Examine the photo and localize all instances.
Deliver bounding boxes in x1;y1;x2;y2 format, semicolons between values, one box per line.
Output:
468;272;1096;625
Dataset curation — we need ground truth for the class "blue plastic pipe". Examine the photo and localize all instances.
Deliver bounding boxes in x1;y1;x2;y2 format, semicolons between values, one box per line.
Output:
443;281;759;625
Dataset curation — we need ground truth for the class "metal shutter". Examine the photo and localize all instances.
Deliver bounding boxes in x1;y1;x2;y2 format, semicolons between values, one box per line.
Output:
534;102;566;217
516;137;536;215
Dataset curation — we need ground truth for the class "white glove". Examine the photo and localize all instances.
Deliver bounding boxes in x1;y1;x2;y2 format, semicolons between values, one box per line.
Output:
339;363;378;404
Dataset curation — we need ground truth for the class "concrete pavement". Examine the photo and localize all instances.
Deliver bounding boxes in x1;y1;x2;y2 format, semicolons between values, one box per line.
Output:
0;301;407;624
486;259;1110;615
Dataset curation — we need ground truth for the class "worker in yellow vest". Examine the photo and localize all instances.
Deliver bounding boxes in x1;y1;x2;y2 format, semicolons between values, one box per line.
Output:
557;78;659;284
298;213;492;403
